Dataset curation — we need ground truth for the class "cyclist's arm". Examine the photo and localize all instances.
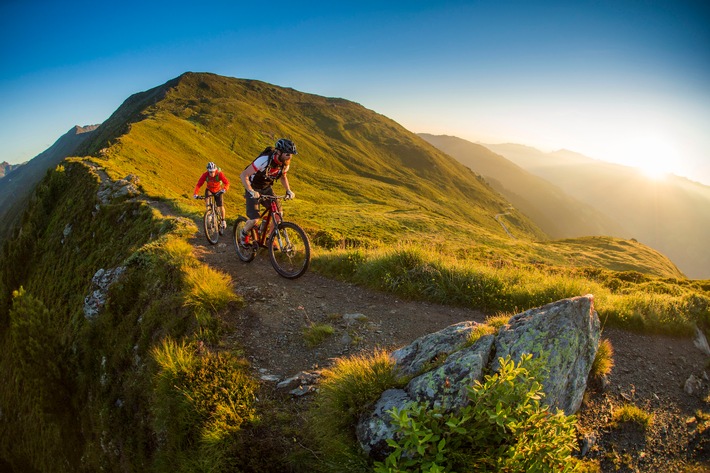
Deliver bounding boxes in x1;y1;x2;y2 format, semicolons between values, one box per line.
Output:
193;172;207;195
281;173;292;194
240;166;257;194
220;171;230;191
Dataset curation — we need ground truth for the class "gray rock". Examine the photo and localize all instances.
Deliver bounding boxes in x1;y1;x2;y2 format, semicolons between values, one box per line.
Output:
494;294;600;415
406;335;494;412
356;389;415;460
391;321;480;377
83;267;126;320
357;295;601;459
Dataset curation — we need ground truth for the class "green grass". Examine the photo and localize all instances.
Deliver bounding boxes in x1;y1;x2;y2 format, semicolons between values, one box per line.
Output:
303;323;336;348
611;403;654;429
309;349;408;472
313;244;710;335
590;338;615;379
152;338;259;471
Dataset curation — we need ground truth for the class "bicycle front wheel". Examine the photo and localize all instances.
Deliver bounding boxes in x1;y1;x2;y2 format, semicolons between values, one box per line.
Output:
268;222;310;279
204;208;219;244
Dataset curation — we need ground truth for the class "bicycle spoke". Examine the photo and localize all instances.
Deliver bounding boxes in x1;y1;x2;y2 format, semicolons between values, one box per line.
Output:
269;222;310;279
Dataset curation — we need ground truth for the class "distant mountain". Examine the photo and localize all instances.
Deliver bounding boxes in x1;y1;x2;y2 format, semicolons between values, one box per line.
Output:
0;161;25;178
419;134;623;239
484;143;710;279
0;124;98;242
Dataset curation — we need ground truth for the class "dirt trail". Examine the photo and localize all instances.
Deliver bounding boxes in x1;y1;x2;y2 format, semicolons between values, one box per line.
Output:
190;230;710;471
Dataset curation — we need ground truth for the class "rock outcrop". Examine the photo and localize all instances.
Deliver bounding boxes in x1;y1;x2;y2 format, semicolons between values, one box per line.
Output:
357;294;600;459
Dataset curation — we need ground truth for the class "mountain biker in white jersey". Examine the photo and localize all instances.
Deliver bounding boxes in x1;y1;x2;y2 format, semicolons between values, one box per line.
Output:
238;138;297;244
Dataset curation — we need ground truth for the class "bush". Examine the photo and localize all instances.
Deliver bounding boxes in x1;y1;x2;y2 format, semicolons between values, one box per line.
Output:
375;355;579;473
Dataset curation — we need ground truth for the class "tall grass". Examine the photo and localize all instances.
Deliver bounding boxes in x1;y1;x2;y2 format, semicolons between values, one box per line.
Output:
152;337;259;472
313;244;710;336
309;349;408;472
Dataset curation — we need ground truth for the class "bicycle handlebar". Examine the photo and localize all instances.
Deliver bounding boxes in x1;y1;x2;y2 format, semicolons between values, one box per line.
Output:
195;189;226;199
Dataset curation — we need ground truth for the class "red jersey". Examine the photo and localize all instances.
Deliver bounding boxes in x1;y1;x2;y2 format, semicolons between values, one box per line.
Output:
194;171;230;195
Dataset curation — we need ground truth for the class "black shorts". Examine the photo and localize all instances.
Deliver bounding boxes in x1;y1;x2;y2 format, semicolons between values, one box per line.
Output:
206;190;224;207
245;187;276;219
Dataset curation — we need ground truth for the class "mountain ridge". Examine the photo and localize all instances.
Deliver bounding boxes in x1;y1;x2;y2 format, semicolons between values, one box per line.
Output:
480;141;710;279
0;123;98;242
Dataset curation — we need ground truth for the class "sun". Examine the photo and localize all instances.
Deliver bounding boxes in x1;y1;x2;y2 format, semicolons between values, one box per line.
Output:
619;131;678;181
639;162;669;180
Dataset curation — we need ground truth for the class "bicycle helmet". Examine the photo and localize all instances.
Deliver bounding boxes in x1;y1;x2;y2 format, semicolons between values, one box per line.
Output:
275;138;297;155
206;162;217;172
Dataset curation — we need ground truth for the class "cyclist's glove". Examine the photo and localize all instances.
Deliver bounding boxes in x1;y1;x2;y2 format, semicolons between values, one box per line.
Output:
249;190;260;199
286;189;295;200
193;194;198;199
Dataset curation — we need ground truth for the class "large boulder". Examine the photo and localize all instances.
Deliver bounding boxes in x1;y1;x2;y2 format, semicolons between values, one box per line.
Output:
356;295;600;459
494;294;600;415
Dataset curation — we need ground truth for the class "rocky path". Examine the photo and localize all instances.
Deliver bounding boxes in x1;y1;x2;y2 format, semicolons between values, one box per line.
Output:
190;231;710;471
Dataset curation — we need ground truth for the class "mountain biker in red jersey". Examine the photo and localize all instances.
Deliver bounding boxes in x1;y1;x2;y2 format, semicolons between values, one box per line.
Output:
238;138;297;244
194;162;230;230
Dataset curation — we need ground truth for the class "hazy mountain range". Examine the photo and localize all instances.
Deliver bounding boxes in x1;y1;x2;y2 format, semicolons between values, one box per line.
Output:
0;124;98;241
441;140;710;279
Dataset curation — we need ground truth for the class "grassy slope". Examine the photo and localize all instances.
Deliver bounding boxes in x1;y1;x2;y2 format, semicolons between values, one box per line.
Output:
83;72;682;279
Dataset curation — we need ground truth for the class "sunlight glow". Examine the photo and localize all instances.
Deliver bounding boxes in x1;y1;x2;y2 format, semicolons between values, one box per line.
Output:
615;131;679;181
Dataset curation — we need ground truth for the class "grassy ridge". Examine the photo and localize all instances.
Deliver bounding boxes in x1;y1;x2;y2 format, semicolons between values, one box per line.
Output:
0;161;254;471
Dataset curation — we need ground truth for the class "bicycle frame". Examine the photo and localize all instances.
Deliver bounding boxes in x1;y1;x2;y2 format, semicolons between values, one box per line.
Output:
233;194;311;278
252;196;284;247
197;189;225;244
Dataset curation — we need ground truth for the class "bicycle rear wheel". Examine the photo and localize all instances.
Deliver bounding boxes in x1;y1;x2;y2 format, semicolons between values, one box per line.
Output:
204;208;219;244
233;216;257;262
268;222;310;279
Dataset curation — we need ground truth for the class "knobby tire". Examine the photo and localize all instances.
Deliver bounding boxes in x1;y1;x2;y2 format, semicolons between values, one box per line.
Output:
268;222;311;279
204;207;219;245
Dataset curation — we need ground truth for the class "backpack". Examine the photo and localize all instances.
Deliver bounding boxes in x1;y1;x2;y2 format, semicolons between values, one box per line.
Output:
258;146;274;157
206;168;222;183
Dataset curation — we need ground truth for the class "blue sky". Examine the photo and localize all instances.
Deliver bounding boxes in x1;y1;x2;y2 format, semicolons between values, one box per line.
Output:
2;0;709;184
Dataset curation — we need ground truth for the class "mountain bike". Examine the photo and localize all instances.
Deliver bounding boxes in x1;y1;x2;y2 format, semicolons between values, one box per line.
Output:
196;189;226;244
233;195;311;279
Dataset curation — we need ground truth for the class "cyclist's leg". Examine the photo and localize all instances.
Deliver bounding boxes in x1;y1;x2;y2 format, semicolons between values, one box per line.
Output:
215;192;226;226
243;190;261;233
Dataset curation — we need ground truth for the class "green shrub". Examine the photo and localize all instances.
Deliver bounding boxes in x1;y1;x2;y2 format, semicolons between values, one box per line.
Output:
375;354;579;473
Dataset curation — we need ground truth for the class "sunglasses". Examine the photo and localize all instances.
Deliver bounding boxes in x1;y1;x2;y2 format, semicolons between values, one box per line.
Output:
280;153;292;158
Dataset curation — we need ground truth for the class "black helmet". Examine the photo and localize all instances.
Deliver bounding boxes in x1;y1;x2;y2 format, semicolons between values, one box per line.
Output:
275;138;297;155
